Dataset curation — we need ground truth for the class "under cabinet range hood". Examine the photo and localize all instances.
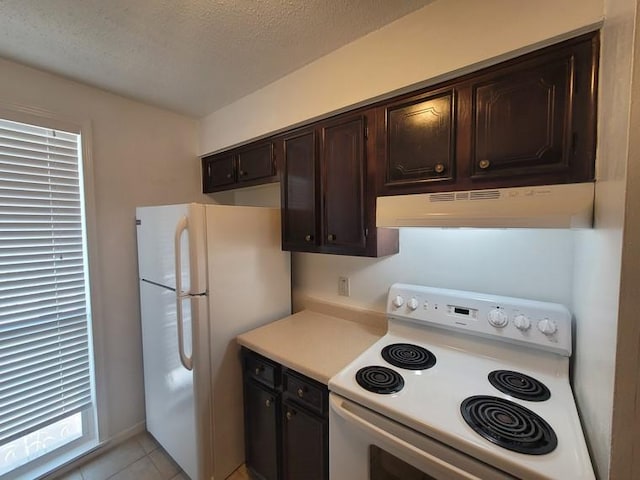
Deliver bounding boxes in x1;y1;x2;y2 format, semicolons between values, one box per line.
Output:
376;183;595;229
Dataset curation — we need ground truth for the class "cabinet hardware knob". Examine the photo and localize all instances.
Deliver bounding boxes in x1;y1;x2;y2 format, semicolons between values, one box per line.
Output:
286;410;295;421
304;234;313;242
226;173;232;179
328;234;336;241
207;164;211;176
434;163;445;174
297;388;305;398
265;398;272;407
240;170;248;176
478;159;491;169
254;366;263;375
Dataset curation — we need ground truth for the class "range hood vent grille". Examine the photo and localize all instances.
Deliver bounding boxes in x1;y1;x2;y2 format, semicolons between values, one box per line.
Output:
469;190;501;200
429;190;503;203
377;183;594;229
429;193;455;202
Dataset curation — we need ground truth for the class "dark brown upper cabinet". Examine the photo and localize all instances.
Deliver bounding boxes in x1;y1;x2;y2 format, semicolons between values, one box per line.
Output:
378;31;598;195
278;111;398;257
202;140;277;193
469;38;595;182
384;89;456;187
280;129;318;252
201;32;598;256
321;116;366;253
202;153;236;191
238;142;276;182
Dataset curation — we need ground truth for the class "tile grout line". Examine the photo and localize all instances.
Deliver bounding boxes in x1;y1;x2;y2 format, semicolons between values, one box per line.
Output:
103;438;156;480
72;433;186;480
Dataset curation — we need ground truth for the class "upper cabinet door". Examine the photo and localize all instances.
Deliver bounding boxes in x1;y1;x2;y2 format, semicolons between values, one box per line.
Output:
237;142;276;182
281;130;318;251
202;153;236;192
321;116;366;252
385;90;455;186
471;34;598;185
470;55;575;179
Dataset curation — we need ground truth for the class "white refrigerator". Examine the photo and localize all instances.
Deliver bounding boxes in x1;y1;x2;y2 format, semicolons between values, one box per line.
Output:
135;203;291;480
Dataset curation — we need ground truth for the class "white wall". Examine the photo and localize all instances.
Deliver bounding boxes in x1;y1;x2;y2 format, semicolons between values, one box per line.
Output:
572;0;637;477
0;58;202;440
199;0;629;476
294;229;575;309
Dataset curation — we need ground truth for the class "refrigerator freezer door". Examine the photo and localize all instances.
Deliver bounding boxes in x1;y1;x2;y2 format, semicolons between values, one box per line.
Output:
139;281;197;479
136;204;191;291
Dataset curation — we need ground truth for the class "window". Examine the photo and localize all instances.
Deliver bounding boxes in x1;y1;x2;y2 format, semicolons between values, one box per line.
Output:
0;117;97;477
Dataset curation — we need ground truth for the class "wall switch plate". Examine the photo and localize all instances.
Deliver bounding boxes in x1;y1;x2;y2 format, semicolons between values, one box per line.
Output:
338;276;350;297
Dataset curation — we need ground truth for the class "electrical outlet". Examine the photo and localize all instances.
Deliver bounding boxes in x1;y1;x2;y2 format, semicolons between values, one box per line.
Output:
338;276;350;297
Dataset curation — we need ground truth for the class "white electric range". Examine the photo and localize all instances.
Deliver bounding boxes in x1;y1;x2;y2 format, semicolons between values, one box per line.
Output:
329;284;595;480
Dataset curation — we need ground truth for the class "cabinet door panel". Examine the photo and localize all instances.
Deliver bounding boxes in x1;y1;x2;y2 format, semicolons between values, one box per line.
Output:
282;130;317;250
386;91;455;185
282;402;328;480
472;57;571;178
202;154;235;191
238;142;275;182
321;117;366;251
244;381;280;480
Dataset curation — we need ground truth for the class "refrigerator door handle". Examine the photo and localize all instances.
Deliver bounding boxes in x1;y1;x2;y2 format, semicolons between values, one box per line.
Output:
174;216;193;371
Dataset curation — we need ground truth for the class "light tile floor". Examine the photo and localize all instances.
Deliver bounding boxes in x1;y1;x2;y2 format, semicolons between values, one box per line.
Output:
55;432;250;480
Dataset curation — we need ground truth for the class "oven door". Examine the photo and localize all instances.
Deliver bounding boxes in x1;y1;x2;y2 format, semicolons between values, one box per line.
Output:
329;393;516;480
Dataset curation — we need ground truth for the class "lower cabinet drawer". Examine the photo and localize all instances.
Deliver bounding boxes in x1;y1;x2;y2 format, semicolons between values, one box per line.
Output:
244;349;280;388
283;371;327;416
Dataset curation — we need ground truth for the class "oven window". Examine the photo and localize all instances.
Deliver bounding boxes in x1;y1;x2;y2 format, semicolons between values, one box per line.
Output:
370;445;437;480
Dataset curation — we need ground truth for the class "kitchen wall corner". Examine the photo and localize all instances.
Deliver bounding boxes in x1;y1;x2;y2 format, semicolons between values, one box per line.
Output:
571;0;637;477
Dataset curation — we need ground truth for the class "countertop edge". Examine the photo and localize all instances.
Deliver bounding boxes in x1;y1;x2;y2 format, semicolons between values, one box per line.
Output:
237;337;331;384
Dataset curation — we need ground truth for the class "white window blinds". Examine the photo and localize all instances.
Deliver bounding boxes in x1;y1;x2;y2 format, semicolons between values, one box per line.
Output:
0;118;93;445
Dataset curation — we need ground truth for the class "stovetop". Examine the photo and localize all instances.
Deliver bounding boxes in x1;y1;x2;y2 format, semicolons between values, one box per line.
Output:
328;284;595;480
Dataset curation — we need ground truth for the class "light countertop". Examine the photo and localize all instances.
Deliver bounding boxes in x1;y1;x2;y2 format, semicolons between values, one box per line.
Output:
236;309;386;384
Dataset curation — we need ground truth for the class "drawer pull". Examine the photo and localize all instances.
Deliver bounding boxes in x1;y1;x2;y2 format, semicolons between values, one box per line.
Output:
434;163;445;174
265;398;272;408
478;159;491;169
254;366;264;376
328;234;336;242
286;410;296;421
297;387;306;398
304;234;313;242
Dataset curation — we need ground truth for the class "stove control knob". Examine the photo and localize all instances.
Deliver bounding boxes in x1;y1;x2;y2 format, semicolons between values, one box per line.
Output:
537;318;557;336
487;309;508;328
407;297;419;311
513;314;531;331
392;295;405;308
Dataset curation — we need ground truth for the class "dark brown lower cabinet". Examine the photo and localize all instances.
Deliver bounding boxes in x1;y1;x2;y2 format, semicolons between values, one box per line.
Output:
242;348;329;480
282;401;328;480
244;380;280;480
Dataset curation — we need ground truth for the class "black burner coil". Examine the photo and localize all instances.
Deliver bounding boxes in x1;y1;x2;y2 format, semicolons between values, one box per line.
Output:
355;366;404;394
381;343;436;370
461;395;557;455
488;370;551;402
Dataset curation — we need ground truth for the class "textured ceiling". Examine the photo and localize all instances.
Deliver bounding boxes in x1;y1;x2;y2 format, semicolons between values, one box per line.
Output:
0;0;433;117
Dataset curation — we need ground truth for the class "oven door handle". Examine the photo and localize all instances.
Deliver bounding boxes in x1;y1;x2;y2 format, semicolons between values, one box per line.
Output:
330;394;489;480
